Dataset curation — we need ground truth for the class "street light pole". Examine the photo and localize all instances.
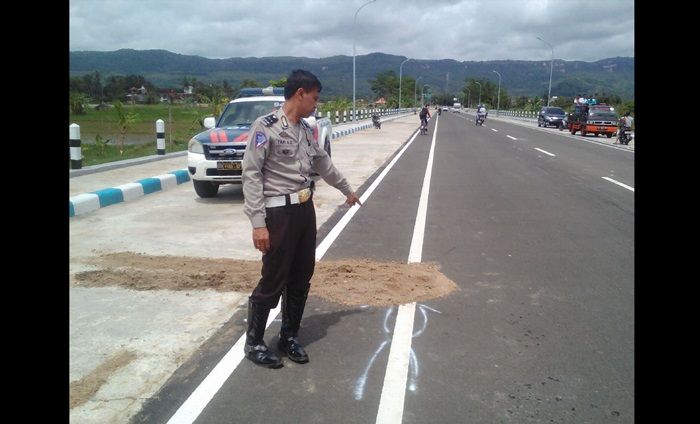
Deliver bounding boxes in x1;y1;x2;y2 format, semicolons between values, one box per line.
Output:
421;84;430;105
537;36;554;107
399;57;412;110
475;81;482;105
492;70;501;115
353;0;377;122
464;88;470;109
414;76;423;106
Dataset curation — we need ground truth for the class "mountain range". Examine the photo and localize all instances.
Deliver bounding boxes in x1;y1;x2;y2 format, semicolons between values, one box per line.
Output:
69;49;634;100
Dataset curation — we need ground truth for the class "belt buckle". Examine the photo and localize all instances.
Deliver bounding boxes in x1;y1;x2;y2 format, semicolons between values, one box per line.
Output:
298;188;311;203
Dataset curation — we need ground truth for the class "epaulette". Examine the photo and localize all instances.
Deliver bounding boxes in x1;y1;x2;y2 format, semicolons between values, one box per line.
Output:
261;114;278;127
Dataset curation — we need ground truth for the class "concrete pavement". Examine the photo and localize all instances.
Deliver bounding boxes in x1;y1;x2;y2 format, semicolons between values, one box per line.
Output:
69;112;419;423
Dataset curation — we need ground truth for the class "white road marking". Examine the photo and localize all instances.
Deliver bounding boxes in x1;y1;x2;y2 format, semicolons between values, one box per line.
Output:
167;122;424;424
491;128;498;132
507;135;517;140
316;128;421;260
166;304;280;424
602;177;634;192
376;303;416;424
376;113;439;423
534;148;556;157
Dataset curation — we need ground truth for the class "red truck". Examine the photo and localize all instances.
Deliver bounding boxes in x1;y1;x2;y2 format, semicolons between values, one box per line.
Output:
569;103;619;138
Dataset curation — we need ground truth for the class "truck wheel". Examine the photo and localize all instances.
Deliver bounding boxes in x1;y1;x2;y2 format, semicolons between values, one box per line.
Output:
570;127;576;135
324;138;331;157
580;129;587;137
606;133;612;138
193;180;219;198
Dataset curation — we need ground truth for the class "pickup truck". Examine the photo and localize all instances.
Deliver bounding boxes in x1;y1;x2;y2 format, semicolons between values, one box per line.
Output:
187;87;333;198
569;103;619;138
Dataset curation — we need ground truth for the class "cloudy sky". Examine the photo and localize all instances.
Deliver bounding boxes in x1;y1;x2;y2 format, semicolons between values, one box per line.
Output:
69;0;634;63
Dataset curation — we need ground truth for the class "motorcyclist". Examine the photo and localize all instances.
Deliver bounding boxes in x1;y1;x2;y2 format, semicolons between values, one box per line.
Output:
372;112;381;129
419;104;431;130
437;106;442;116
616;111;633;144
476;104;487;125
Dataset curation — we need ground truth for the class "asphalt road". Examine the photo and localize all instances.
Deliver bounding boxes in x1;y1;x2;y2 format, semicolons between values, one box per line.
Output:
129;112;634;423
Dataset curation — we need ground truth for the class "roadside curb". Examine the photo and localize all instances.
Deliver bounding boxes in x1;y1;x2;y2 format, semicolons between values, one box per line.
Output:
69;170;190;217
68;113;414;218
331;113;411;139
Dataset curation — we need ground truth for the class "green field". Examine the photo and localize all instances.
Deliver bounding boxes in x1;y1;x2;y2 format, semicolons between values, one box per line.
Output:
69;103;218;167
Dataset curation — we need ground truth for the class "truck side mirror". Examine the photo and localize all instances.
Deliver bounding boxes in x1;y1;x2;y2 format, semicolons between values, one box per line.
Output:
203;117;216;129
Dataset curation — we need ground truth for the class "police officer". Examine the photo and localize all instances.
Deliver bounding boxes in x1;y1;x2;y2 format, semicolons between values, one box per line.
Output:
242;69;362;368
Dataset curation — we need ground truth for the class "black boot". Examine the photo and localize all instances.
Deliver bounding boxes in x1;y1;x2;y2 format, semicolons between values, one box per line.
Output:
278;288;310;364
244;299;283;369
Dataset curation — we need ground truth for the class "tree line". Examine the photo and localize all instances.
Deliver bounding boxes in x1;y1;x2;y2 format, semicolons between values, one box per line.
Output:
70;70;633;116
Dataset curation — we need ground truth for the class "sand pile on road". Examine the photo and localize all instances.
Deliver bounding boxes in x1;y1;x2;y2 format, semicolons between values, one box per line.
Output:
73;252;457;306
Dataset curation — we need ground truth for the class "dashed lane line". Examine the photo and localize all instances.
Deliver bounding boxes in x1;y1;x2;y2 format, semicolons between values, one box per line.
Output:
602;177;634;192
534;148;556;157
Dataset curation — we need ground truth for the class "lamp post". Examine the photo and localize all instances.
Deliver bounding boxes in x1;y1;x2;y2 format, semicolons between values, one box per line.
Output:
464;88;470;109
353;0;377;121
414;76;423;106
536;36;554;107
492;70;501;115
474;81;482;105
399;57;412;110
421;84;430;105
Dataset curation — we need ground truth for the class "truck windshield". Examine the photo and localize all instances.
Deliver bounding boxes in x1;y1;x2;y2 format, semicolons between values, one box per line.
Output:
588;108;617;120
589;111;617;120
218;100;283;127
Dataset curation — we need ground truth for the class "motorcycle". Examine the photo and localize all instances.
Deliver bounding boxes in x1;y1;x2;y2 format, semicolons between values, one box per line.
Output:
372;114;381;129
475;115;485;126
617;127;633;145
420;119;428;135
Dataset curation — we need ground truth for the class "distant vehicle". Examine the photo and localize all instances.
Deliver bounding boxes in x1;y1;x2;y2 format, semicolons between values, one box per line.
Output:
186;87;333;198
452;102;461;112
569;103;618;138
537;106;567;128
442;106;449;111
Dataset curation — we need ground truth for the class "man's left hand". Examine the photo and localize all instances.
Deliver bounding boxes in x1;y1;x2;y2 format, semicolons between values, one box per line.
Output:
345;192;362;207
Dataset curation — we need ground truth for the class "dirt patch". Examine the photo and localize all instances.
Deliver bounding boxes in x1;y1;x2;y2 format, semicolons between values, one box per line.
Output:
70;349;137;409
73;252;458;306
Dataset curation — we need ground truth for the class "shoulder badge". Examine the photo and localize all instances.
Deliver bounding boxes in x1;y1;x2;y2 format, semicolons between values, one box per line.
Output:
261;114;278;127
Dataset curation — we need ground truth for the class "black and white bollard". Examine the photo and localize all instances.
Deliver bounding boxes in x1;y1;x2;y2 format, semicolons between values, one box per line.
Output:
69;123;82;169
156;119;165;155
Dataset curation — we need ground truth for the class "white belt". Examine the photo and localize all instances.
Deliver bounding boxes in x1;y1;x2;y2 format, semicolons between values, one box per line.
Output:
264;188;312;208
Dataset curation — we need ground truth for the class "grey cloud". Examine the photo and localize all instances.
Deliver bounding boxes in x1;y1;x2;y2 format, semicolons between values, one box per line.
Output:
70;0;634;62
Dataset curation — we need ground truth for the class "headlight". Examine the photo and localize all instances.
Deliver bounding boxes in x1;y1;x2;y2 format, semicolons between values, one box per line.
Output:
188;138;204;154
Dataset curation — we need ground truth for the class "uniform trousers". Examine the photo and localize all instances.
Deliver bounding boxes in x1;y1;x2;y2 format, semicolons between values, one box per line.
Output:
250;199;316;309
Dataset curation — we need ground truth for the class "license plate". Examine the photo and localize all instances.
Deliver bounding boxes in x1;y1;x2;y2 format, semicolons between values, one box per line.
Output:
217;161;241;170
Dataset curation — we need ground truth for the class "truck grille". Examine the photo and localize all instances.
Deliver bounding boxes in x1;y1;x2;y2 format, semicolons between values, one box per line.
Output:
205;145;245;160
589;120;615;125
